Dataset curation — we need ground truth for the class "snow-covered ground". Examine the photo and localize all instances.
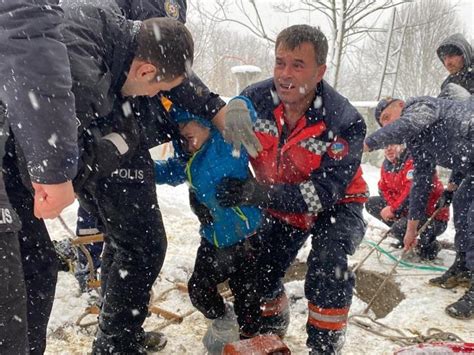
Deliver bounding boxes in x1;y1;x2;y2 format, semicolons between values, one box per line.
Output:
44;164;472;354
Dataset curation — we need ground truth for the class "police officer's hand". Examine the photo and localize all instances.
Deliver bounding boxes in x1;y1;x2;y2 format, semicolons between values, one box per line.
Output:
403;220;419;251
216;177;269;208
223;99;262;158
436;189;454;209
32;181;75;219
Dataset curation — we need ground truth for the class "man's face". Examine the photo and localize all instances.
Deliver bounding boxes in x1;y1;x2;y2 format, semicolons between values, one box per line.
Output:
273;42;326;107
384;144;403;163
178;121;210;154
443;54;465;75
379;101;404;127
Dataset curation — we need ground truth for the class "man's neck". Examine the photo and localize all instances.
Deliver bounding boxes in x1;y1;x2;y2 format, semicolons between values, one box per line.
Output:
283;96;315;130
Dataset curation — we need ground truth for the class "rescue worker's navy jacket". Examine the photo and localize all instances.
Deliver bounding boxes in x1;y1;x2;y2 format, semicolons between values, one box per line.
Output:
378;150;449;221
437;33;473;95
155;114;261;248
234;79;368;230
59;2;225;187
366;96;473;220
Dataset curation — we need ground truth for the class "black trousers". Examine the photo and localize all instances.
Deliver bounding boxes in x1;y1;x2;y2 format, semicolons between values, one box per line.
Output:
188;237;261;334
0;231;28;355
81;149;168;354
453;173;474;271
3;143;58;355
365;196;447;250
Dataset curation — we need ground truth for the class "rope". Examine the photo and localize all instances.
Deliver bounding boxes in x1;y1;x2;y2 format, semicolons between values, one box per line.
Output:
363;240;448;272
349;314;466;347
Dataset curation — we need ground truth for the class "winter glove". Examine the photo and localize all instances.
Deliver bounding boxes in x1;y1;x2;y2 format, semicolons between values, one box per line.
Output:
436;189;454;209
189;189;213;226
216;177;270;208
223;99;262;158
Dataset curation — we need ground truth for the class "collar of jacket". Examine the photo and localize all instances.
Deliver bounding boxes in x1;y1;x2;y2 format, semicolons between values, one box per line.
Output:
383;149;410;172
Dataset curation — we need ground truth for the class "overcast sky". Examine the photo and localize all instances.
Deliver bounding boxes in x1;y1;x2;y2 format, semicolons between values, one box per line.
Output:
191;0;473;41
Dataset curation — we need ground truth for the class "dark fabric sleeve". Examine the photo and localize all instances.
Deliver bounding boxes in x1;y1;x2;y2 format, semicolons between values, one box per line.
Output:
409;149;437;220
0;1;78;183
263;108;367;213
365;100;440;151
165;72;226;121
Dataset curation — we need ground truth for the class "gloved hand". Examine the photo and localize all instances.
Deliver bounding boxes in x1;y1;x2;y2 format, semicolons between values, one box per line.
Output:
216;177;270;208
436;189;454;209
223;99;262;158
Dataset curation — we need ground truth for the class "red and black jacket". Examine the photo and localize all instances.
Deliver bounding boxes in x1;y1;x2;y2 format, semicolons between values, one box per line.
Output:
378;150;449;221
238;79;368;230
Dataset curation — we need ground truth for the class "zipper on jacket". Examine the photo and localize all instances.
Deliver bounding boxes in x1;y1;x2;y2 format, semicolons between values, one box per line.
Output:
232;207;250;229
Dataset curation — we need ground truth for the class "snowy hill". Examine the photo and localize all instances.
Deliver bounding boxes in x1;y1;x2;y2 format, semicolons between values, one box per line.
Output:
44;164;472;354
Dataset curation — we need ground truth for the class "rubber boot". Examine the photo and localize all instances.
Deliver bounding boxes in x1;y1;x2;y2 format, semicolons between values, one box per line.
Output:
260;292;290;337
92;328;146;355
429;252;471;289
445;275;474;320
202;303;240;355
308;328;346;355
417;240;441;261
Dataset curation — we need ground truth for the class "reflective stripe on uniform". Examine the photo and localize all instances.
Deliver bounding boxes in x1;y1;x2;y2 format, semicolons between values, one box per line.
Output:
307;303;349;331
299;181;323;214
103;133;129;156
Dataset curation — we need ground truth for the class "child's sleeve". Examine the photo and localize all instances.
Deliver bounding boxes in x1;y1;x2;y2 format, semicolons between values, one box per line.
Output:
154;158;187;186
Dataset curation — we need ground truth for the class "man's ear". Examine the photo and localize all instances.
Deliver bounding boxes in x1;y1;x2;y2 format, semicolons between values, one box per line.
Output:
135;62;158;81
316;64;327;83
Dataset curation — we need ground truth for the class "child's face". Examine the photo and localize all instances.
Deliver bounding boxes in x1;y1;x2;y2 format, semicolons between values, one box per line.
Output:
179;121;210;153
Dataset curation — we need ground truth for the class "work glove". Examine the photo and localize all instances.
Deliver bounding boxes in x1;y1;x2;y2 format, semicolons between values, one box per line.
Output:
216;177;270;208
189;190;213;226
223;99;262;158
436;189;454;209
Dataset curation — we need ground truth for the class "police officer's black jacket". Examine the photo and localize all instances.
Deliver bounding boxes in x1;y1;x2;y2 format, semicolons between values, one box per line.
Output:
59;2;225;187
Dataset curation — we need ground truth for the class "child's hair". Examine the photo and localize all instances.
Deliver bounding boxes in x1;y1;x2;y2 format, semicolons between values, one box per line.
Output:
171;107;212;129
135;17;194;81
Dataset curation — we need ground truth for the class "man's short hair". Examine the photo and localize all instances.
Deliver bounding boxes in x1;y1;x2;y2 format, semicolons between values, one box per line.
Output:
135;17;194;81
374;97;400;126
275;25;328;65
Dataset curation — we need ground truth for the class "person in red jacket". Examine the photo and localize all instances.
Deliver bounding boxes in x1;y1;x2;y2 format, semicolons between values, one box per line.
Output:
366;144;449;260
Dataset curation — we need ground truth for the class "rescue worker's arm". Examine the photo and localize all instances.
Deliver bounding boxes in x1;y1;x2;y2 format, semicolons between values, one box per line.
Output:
217;101;367;213
408;150;437;221
115;0;187;23
365;100;440;151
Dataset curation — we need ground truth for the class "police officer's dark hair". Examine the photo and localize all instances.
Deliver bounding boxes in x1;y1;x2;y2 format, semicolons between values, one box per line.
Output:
275;25;328;65
135;17;194;81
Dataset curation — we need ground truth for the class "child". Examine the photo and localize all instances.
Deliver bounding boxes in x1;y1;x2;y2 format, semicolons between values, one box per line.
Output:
365;144;449;260
155;107;263;351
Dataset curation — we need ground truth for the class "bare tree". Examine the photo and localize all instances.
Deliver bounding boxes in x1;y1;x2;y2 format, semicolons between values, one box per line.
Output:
357;0;462;99
195;0;410;89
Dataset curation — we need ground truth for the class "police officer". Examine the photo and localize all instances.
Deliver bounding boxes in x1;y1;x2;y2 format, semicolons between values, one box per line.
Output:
364;94;473;320
0;1;78;354
217;25;368;353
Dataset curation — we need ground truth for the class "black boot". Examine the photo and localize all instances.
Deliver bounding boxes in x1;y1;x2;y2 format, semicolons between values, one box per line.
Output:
445;276;474;320
260;292;290;337
417;240;441;261
140;331;168;352
429;252;471;289
308;328;346;355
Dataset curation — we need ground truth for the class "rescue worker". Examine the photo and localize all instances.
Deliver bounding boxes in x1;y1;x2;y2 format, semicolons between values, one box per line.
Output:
365;143;449;260
437;33;473;95
217;25;368;353
0;1;78;354
364;94;473;320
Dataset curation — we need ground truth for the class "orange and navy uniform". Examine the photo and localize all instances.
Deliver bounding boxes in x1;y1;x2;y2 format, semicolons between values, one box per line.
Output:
237;78;368;230
378;150;449;221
